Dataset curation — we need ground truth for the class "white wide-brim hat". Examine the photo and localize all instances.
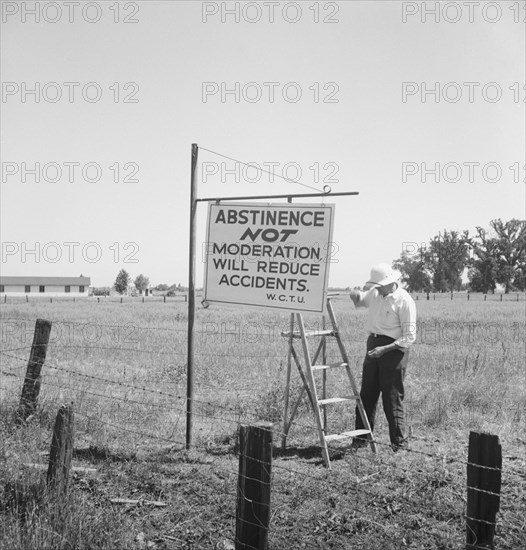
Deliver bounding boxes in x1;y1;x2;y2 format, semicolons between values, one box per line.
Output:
364;263;401;289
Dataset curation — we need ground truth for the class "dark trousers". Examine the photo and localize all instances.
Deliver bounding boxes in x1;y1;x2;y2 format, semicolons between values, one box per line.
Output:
355;334;408;448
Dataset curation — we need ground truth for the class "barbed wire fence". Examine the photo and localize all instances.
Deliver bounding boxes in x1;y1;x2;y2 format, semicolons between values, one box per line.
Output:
1;290;526;306
1;316;524;549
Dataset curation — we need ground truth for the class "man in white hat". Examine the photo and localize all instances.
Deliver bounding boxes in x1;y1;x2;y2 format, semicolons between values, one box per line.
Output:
349;263;416;451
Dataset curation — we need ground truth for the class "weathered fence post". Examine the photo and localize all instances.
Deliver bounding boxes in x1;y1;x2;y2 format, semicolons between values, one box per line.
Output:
47;403;75;494
236;422;272;550
484;295;487;301
18;319;52;421
426;292;430;300
466;431;501;549
164;295;166;303
500;294;503;302
26;295;29;303
468;293;470;301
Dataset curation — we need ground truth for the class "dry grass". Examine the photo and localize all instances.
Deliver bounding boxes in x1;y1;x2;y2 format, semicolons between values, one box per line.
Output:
1;294;524;548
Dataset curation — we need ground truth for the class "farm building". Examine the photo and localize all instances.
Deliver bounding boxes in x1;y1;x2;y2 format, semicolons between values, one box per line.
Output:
0;276;91;297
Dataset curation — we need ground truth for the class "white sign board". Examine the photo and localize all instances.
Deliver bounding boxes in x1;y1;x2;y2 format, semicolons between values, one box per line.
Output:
203;202;335;313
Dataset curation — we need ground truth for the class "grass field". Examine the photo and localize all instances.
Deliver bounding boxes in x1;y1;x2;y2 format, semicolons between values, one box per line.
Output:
1;294;525;549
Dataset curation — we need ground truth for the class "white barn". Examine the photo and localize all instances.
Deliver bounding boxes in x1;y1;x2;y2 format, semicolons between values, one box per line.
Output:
0;276;91;297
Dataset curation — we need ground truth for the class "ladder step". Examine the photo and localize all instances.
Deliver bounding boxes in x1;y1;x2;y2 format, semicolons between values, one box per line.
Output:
312;362;347;371
325;429;371;442
318;396;359;405
281;329;336;339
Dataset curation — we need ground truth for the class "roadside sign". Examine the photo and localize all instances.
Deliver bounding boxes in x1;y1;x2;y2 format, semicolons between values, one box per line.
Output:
203;202;335;312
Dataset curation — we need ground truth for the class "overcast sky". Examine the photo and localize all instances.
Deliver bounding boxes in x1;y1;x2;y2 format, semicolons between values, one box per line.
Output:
1;0;524;288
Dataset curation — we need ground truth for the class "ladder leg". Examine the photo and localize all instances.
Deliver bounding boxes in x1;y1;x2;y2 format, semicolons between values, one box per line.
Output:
322;315;327;432
326;299;377;453
283;345;325;442
281;313;294;451
297;314;331;469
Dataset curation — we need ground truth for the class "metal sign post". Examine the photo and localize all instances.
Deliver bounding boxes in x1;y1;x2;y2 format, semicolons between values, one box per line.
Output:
186;143;198;449
185;143;359;448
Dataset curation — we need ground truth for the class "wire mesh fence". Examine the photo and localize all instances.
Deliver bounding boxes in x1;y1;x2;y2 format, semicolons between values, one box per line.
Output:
1;309;524;549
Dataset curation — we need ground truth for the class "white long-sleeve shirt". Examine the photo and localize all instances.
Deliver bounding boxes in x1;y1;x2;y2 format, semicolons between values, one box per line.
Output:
353;285;417;349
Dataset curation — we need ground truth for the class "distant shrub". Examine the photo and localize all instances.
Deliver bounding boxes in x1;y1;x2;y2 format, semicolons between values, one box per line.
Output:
92;287;110;296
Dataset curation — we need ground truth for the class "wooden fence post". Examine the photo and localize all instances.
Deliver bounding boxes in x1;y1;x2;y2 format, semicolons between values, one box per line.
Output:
468;293;470;301
236;422;272;550
18;319;52;421
466;431;501;549
164;295;166;303
500;294;503;302
47;403;75;494
484;295;487;301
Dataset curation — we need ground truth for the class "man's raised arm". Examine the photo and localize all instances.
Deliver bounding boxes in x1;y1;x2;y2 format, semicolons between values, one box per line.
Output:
350;289;369;308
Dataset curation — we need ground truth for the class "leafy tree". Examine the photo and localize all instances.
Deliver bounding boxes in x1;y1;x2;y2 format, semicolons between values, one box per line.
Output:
427;230;471;292
489;219;526;292
155;283;169;291
393;247;432;292
468;226;499;293
92;287;111;296
114;269;131;295
514;267;526;291
134;274;150;295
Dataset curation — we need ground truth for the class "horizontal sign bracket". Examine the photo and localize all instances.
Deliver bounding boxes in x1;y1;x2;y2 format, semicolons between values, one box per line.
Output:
196;191;359;203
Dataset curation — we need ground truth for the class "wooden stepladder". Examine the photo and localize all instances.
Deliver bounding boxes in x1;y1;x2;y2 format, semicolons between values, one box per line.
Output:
281;297;376;468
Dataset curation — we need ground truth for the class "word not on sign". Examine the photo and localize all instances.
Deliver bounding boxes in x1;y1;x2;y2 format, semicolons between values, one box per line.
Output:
203;202;335;312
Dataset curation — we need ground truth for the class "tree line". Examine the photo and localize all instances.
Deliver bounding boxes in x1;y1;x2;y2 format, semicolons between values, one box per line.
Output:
107;218;525;296
111;270;149;295
393;219;526;294
111;270;186;296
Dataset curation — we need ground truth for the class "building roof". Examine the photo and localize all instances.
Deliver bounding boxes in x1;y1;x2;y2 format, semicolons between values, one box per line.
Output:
0;276;91;286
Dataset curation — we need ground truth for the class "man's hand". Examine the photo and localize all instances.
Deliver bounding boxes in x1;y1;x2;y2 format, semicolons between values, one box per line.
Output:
367;346;387;359
349;290;361;305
